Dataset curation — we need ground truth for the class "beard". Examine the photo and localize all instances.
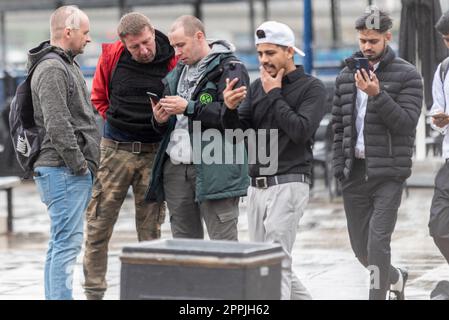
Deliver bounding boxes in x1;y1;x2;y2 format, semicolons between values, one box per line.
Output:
365;52;382;61
364;42;387;62
68;42;87;57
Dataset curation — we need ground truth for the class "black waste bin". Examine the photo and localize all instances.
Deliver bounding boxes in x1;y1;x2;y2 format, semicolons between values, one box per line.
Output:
120;239;284;300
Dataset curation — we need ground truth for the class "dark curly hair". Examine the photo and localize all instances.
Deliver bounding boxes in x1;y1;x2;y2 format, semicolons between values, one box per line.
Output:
355;9;393;33
436;10;449;35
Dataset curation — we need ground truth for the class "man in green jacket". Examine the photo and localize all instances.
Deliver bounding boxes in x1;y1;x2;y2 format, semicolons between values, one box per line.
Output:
145;15;249;240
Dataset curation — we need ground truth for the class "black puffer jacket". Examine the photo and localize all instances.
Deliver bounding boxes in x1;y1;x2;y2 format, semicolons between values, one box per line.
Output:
332;46;423;181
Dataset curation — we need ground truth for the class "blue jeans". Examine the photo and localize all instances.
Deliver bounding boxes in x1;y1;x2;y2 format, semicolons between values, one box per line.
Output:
34;166;93;300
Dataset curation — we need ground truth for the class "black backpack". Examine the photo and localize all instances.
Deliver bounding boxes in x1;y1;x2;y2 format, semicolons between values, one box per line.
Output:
8;52;74;178
431;280;449;300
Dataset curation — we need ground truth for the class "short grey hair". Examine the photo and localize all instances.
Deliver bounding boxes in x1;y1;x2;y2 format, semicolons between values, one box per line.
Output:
170;15;205;37
50;5;86;40
117;12;154;39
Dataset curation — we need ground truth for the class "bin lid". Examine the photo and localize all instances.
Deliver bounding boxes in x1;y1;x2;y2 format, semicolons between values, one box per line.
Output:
122;239;283;258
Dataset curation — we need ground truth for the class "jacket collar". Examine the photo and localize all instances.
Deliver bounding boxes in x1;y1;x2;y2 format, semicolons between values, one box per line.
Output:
282;65;305;84
164;51;233;95
27;40;74;71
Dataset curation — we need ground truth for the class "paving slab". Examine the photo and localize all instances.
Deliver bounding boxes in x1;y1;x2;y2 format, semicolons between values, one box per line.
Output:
1;160;448;300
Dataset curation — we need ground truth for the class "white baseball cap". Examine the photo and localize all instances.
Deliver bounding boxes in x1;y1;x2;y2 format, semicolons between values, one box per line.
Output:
255;21;305;57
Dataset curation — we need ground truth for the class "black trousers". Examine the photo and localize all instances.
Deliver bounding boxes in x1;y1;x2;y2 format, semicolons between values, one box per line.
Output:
342;159;403;300
430;162;449;264
434;237;449;264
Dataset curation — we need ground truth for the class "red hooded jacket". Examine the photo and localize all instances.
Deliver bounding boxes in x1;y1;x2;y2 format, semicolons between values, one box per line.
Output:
91;40;177;119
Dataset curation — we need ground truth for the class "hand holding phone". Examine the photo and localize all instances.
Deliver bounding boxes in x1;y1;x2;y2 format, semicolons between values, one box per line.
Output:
152;98;170;124
429;111;449;129
146;91;161;104
427;112;449;119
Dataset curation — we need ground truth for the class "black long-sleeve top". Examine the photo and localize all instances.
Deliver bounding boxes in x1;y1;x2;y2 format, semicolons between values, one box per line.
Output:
222;65;327;178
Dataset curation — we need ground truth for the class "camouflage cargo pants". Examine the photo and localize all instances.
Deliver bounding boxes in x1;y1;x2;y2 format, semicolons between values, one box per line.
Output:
83;138;165;299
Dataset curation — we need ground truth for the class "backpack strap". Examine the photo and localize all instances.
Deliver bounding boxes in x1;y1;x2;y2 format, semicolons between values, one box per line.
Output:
29;52;75;101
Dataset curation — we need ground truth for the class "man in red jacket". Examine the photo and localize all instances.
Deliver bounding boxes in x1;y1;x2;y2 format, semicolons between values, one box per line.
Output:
83;12;177;300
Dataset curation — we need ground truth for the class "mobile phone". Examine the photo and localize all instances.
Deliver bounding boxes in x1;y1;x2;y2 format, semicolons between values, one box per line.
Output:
226;61;244;89
146;91;160;103
427;112;448;119
355;57;370;80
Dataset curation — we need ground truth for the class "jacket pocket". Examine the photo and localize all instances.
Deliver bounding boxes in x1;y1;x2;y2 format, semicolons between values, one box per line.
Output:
158;202;167;224
33;172;50;206
387;130;393;157
86;188;101;221
215;197;239;223
217;210;238;223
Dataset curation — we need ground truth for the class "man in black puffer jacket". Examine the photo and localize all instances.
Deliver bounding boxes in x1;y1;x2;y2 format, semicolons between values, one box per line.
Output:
332;9;423;300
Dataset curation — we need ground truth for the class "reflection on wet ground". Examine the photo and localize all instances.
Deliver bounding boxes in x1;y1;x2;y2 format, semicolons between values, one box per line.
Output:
1;161;449;300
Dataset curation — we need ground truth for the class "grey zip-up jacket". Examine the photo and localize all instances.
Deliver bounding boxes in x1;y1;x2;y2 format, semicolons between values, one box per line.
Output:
30;41;100;175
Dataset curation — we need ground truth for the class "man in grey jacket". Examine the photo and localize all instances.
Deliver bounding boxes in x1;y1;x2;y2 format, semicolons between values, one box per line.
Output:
30;5;100;299
332;9;423;300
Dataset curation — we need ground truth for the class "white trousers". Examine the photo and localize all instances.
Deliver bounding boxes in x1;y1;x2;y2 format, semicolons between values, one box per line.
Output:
247;182;312;300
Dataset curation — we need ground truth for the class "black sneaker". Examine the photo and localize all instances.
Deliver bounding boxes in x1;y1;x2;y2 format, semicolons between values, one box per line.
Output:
430;280;449;300
388;267;408;300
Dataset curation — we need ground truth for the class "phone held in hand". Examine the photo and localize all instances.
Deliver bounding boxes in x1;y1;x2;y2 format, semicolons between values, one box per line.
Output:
426;112;449;119
146;91;160;103
355;57;370;80
227;61;244;89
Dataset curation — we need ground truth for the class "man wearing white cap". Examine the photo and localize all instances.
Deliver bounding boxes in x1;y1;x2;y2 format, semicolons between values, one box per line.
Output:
222;21;326;300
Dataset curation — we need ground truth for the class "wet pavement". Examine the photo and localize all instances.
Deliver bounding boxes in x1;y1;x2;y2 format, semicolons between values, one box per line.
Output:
1;159;448;300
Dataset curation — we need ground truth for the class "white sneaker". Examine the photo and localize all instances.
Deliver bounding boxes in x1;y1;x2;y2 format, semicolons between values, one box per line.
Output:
388;267;408;300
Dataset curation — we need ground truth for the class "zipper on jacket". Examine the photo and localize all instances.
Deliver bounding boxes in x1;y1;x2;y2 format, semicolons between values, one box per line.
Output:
362;94;369;182
363;127;369;182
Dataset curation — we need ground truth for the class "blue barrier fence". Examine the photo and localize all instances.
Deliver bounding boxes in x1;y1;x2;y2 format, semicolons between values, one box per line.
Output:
0;47;356;109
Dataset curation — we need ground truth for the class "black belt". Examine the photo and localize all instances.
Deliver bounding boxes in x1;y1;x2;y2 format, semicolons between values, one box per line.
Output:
101;138;159;154
250;174;311;189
